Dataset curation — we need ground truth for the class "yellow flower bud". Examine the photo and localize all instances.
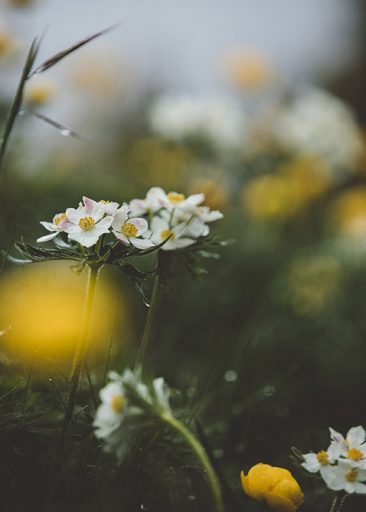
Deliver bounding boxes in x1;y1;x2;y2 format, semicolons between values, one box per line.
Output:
241;463;304;512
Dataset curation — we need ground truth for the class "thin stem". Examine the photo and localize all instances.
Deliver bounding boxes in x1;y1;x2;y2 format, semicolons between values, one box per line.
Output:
62;264;100;434
85;362;97;410
336;494;348;512
329;495;339;512
134;272;160;369
162;413;224;512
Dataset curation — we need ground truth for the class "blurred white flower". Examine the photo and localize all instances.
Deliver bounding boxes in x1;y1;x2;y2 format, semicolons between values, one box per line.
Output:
93;368;172;460
94;378;126;440
112;205;153;249
148;94;248;152
274;87;364;169
65;197;113;248
129;187;169;217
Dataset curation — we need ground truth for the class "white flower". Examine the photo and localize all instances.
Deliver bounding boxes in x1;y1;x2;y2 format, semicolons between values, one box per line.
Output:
150;216;207;251
302;443;342;479
321;460;366;494
37;212;70;243
84;196;120;216
93;379;126;440
330;426;366;467
273;87;364;168
148;94;248;152
111;205;154;249
64;197;113;248
129;187;169;216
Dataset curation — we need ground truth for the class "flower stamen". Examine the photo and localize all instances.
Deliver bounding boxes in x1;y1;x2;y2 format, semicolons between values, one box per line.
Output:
347;448;364;461
111;395;124;413
161;229;175;241
346;469;359;482
79;216;96;231
122;223;138;238
167;192;185;204
316;451;329;465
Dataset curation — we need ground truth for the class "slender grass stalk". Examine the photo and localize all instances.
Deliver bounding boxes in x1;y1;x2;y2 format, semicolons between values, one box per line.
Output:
161;412;224;512
134;272;160;369
62;264;100;434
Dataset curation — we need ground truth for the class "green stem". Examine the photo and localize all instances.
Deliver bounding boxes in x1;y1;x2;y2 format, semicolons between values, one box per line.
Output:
134;272;160;370
162;413;224;512
62;264;100;434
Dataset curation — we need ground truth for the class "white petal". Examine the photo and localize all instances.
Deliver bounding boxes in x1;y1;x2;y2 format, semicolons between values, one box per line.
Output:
37;232;59;243
301;453;320;473
354;482;366;494
83;196;98;213
151;216;169;233
129;238;155;249
347;426;366;448
112;206;128;231
40;221;56;232
113;232;129;244
66;207;85;223
93;216;113;235
128;217;148;236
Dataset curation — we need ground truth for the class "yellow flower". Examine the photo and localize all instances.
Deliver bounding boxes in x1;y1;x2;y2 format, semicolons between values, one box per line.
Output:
24;77;57;106
327;188;366;237
241;463;303;512
223;48;274;91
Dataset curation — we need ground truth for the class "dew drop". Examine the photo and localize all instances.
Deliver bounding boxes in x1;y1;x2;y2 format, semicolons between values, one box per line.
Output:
60;129;72;137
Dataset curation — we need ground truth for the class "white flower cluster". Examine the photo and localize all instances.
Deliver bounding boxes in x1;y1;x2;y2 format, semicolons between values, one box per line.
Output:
148;94;249;152
273;87;364;169
302;426;366;494
93;369;171;460
37;187;223;250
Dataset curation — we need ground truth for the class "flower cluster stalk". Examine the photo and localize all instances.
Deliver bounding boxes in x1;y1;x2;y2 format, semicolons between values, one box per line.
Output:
161;412;224;512
134;271;160;370
62;264;100;434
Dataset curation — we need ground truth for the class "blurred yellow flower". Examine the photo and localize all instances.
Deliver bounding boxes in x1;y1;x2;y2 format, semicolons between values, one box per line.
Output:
0;28;17;58
189;177;229;211
287;255;342;316
223;48;275;91
327;188;366;237
243;157;331;221
128;138;190;189
241;463;303;512
0;262;126;363
24;77;57;106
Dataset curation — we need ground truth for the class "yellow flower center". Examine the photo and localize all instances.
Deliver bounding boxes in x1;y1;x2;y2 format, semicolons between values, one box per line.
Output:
111;395;124;413
161;229;175;241
100;200;110;204
347;448;364;461
122;223;138;238
79;216;96;231
316;451;329;465
167;192;185;204
54;213;66;226
346;469;359;482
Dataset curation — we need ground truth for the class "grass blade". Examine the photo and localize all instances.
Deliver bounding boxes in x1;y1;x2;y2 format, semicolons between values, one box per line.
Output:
30;24;119;76
0;37;40;170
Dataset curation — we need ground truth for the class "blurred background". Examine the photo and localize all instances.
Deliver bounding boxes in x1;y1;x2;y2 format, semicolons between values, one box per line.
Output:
1;1;366;511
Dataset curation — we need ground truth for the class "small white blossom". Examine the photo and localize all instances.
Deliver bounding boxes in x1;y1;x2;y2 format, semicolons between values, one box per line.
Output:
330;426;366;467
84;196;120;216
37;212;70;243
302;443;342;479
321;460;366;494
150;216;207;251
129;187;169;217
112;205;154;249
64;197;113;248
